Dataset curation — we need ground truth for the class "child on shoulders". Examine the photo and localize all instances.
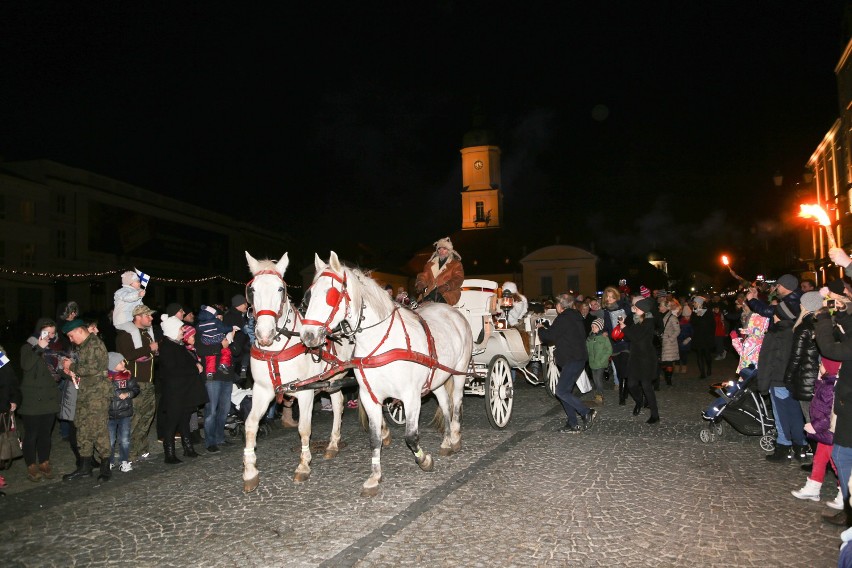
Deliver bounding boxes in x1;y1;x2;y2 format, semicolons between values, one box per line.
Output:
113;271;148;348
197;305;238;378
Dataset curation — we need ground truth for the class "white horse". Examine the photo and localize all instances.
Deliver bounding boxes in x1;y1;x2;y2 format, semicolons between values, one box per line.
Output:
243;251;356;492
300;252;472;497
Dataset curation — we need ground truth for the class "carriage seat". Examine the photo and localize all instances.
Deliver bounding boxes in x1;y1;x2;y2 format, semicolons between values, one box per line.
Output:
457;279;498;346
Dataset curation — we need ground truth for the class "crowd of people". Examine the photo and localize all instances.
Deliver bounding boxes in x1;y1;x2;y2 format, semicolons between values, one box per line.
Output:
0;270;258;490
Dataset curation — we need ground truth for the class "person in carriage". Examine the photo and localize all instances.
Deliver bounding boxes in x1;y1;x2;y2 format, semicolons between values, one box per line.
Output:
415;237;465;306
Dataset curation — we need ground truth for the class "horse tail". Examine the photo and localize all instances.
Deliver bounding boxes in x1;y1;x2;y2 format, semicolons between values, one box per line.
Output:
430;376;455;433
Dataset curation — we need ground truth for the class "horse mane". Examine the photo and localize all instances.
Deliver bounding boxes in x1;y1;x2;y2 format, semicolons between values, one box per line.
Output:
252;258;281;275
343;265;394;321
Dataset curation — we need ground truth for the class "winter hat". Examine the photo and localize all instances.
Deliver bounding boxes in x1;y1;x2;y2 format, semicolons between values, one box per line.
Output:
692;296;706;307
59;301;79;321
62;319;86;334
800;291;824;314
166;302;183;318
430;237;461;261
160;314;183;341
181;325;196;341
108;352;126;372
121;270;140;286
231;294;248;308
775;274;799;292
132;304;155;317
827;279;847;295
639;285;651;298
822;358;842;376
502;282;518;295
591;318;605;333
202;304;219;316
634;298;655;314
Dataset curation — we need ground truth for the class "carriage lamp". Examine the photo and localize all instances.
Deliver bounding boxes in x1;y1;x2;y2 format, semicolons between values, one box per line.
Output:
500;289;514;311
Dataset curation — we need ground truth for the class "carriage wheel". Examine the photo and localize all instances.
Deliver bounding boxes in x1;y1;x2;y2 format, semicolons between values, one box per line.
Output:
699;428;713;443
383;399;406;426
759;434;776;452
485;355;513;429
545;347;559;398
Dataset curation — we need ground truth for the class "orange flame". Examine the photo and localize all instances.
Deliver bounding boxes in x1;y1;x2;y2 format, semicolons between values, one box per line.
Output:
799;204;831;227
721;255;729;266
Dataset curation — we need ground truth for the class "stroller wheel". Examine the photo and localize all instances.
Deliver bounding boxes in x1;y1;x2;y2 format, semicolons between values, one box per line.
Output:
712;422;724;437
699;428;713;443
759;434;775;452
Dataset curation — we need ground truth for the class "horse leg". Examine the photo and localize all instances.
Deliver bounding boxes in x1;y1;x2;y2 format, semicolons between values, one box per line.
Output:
432;383;455;456
244;376;274;492
293;391;314;483
403;398;432;472
361;399;385;497
381;414;391;447
324;390;345;459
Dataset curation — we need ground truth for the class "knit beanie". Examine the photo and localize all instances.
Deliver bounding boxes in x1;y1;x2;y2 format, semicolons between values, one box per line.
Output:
639;285;651;298
827;279;847;295
160;315;184;341
693;296;706;307
799;291;824;314
822;358;842;376
231;294;248;308
634;298;655;314
121;270;139;286
181;325;196;341
108;352;125;372
776;274;799;291
166;302;183;318
591;318;605;333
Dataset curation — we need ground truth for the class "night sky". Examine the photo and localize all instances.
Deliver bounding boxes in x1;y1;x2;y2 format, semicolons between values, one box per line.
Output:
2;1;847;277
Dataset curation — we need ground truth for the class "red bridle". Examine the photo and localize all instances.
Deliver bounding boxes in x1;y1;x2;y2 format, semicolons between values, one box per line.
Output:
301;269;350;333
246;269;287;320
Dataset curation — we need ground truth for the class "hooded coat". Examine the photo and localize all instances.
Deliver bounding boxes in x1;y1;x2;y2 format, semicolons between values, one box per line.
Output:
415;254;465;306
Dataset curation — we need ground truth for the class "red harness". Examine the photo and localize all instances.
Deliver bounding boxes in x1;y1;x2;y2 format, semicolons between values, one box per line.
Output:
293;269;469;404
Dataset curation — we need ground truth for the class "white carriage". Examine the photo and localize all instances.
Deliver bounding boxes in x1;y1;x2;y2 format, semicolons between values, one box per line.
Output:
382;278;558;430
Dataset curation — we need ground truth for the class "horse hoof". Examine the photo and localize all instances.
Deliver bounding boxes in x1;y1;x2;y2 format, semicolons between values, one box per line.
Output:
243;475;259;493
382;435;392;447
294;471;311;484
323;449;339;460
439;446;453;456
451;441;461;453
360;485;380;497
418;454;434;472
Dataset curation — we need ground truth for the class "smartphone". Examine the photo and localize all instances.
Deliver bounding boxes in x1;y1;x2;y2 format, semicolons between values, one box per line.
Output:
827;299;837;309
40;330;49;340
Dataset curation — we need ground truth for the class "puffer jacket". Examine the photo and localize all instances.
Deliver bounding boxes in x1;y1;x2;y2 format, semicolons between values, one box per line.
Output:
783;314;818;401
808;372;836;446
108;370;140;420
756;319;794;394
814;310;852;447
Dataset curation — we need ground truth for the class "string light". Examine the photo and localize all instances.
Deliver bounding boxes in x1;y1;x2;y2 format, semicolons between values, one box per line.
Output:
0;266;307;287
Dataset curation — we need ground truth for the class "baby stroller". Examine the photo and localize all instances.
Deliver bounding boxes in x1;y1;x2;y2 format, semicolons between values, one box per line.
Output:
225;387;271;440
699;365;776;451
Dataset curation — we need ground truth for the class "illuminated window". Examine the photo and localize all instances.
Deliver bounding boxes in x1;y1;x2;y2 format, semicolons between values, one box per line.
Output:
22;243;35;267
475;202;485;222
56;229;67;258
20;200;35;223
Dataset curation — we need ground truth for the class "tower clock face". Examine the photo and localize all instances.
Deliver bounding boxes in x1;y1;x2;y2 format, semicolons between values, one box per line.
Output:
473;160;484;170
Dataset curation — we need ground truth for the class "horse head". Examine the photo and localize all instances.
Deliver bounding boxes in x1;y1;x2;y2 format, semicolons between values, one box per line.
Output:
245;251;290;347
300;251;352;348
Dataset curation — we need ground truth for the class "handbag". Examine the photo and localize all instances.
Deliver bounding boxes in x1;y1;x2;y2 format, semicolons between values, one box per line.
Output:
576;369;593;394
0;412;23;462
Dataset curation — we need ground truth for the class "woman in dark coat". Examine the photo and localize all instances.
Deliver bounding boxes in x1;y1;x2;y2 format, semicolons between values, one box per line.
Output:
19;318;62;481
690;297;716;379
157;316;208;464
0;343;23;477
784;291;823;419
618;297;659;424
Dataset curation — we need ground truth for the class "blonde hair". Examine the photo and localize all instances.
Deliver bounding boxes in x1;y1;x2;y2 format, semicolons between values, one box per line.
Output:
603;286;621;303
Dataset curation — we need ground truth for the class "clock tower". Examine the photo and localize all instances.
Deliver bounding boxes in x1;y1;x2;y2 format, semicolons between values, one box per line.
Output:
460;108;503;230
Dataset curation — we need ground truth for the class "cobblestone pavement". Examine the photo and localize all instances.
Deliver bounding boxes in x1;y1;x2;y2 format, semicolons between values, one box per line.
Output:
0;356;846;567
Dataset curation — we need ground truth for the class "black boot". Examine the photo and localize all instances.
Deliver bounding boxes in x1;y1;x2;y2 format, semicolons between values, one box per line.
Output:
664;369;673;386
618;381;627;405
70;442;82;468
792;444;809;462
181;436;199;458
97;458;111;482
164;438;182;464
765;444;792;463
63;457;93;481
633;402;642;416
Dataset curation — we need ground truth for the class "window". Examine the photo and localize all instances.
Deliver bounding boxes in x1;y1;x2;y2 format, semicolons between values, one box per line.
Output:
56;194;66;214
475;201;485;222
21;243;35;267
20;200;35;223
56;229;67;259
540;276;553;297
567;272;580;294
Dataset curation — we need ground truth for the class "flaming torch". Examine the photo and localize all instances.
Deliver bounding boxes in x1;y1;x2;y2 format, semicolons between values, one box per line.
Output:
721;255;729;266
799;204;837;249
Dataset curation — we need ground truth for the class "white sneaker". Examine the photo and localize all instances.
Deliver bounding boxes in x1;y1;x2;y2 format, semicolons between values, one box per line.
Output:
827;487;845;510
791;478;822;501
119;461;133;473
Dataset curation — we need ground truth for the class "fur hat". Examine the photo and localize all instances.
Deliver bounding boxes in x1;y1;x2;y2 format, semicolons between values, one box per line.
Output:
639;285;651;298
121;270;140;286
62;319;86;334
502;282;518;295
800;291;824;314
160;314;184;341
108;352;126;372
823;358;842;376
231;294;248;308
591;318;605;333
827;279;847;295
429;237;461;262
132;305;155;317
58;301;79;321
634;298;655;314
775;274;799;292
